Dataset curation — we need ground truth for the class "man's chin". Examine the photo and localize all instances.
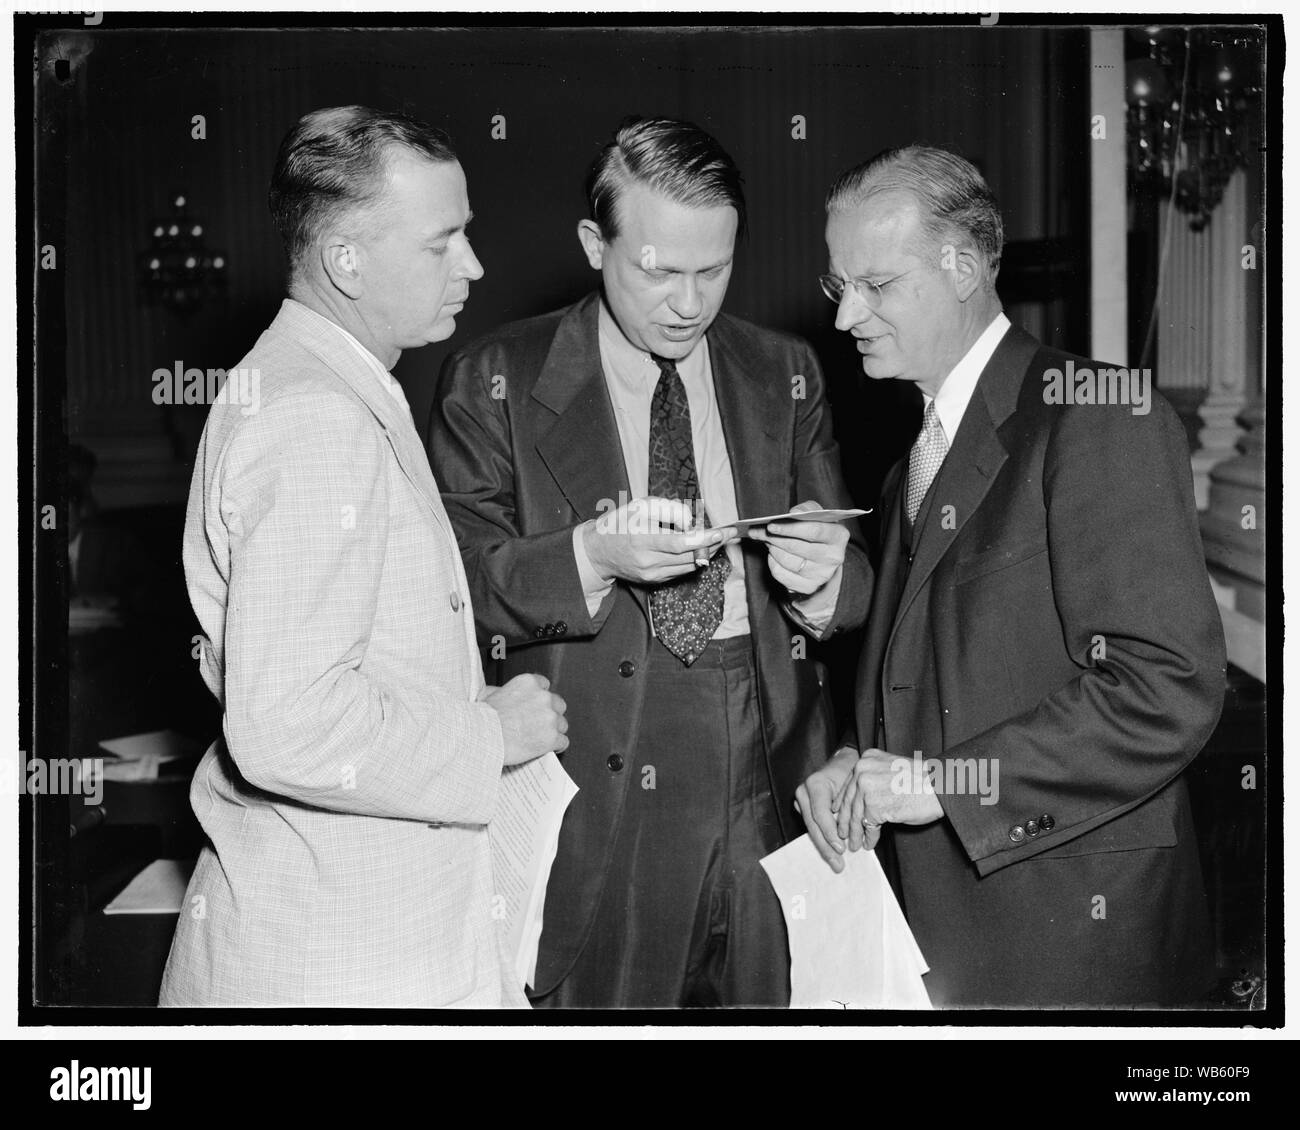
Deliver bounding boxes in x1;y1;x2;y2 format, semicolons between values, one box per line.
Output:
652;327;707;359
425;313;459;344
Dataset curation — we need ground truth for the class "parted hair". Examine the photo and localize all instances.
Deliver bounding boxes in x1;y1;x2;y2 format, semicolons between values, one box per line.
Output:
269;105;457;274
826;145;1004;278
585;116;747;241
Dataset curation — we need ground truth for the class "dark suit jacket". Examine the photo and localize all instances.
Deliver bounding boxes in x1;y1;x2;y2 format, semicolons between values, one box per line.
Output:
429;291;872;996
856;324;1226;1007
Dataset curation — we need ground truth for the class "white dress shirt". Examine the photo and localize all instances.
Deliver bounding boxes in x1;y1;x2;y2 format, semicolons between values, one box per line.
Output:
571;302;842;637
290;299;412;414
573;301;750;637
925;312;1011;443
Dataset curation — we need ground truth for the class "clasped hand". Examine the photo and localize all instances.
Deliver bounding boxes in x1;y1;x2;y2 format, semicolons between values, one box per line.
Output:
794;747;944;873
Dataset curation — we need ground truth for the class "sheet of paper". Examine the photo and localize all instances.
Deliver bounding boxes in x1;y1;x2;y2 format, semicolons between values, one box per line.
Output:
98;729;203;780
98;729;203;761
69;599;123;634
716;507;870;534
103;858;195;915
490;752;579;989
760;834;931;1009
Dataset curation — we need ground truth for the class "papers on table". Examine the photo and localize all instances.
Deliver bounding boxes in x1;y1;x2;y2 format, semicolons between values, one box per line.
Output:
98;729;203;781
717;507;870;534
104;858;195;915
760;834;931;1009
490;752;578;990
69;598;123;635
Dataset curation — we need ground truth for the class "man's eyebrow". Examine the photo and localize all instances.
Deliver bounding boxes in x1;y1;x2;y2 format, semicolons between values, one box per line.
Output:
644;254;734;273
834;265;888;281
427;210;474;242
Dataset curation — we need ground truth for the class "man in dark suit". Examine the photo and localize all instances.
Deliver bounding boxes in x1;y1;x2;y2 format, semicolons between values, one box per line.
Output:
429;117;871;1007
797;145;1226;1008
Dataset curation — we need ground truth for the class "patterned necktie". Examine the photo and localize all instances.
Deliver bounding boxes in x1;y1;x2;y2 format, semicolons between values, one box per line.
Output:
905;399;949;524
647;355;730;665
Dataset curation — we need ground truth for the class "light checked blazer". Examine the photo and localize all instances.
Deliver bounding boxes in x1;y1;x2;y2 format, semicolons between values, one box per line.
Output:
159;299;523;1007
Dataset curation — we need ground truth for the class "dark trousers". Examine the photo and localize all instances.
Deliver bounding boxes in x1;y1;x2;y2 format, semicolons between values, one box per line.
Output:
534;635;790;1009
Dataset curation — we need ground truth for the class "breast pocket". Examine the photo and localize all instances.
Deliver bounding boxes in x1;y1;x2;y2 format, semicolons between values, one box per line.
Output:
955;536;1048;586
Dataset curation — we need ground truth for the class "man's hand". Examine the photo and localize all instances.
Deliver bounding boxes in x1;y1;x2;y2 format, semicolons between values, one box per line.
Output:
748;499;848;596
834;748;944;852
582;496;733;585
479;674;569;766
794;747;859;872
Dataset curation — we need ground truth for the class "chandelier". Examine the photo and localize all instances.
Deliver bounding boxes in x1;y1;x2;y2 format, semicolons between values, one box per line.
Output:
1125;26;1263;231
140;191;228;313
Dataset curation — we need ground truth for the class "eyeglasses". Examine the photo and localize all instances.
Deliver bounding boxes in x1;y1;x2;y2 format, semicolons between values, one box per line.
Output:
818;272;904;309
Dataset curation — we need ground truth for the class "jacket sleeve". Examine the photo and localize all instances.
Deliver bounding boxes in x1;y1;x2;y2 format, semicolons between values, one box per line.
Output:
218;387;505;825
428;346;610;648
939;395;1227;876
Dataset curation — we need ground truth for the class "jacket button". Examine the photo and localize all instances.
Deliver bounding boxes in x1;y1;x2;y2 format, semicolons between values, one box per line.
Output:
543;623;556;637
1040;814;1055;832
1026;819;1040;837
606;754;624;772
449;592;461;612
1009;825;1026;844
555;620;568;636
618;660;635;678
534;626;546;639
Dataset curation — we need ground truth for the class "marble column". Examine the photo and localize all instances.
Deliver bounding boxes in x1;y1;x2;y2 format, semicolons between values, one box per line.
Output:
1157;171;1252;509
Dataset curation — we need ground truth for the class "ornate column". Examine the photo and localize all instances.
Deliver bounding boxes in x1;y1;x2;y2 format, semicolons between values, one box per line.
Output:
1157;170;1252;509
1191;166;1265;679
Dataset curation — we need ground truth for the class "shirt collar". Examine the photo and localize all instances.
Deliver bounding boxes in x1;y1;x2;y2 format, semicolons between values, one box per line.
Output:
926;311;1011;443
597;297;708;389
287;299;409;408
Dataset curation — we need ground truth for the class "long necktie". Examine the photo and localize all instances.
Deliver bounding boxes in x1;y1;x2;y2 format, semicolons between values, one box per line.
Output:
647;355;730;665
905;399;949;524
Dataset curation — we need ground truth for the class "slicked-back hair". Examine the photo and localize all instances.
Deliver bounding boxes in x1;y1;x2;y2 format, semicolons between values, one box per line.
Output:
585;116;747;242
269;105;458;277
826;145;1004;280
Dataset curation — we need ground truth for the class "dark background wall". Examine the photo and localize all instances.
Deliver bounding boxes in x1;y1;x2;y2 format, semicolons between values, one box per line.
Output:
59;25;1089;510
35;23;1270;1011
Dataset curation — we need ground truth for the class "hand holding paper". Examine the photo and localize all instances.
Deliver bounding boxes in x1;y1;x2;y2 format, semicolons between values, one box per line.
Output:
744;500;864;596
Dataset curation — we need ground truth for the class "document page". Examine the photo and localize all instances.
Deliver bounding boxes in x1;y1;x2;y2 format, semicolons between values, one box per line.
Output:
761;834;931;1009
490;752;579;989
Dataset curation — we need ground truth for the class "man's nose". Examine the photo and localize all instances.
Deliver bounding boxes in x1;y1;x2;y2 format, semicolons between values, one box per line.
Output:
834;287;871;333
458;239;485;282
668;276;703;320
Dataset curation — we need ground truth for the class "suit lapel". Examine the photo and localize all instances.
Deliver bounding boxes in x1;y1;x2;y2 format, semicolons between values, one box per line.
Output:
532;293;647;616
707;315;790;620
887;325;1041;648
275;300;454;539
533;292;631;519
859;465;906;723
707;315;788;521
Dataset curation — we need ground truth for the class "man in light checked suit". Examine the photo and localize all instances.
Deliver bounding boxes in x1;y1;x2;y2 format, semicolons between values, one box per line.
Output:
159;106;567;1007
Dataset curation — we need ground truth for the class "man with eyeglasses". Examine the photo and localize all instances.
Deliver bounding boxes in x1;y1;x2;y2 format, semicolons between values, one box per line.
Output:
796;145;1225;1007
428;116;872;1008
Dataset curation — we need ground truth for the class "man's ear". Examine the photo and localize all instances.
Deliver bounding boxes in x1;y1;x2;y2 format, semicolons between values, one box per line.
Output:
319;235;365;300
576;219;606;270
947;244;983;303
